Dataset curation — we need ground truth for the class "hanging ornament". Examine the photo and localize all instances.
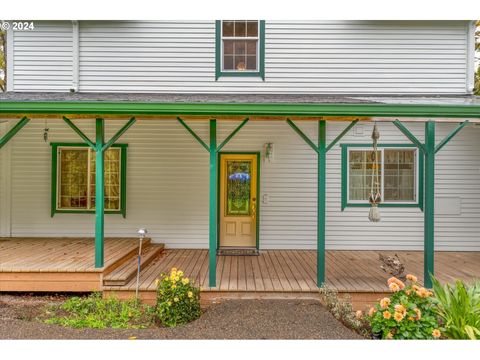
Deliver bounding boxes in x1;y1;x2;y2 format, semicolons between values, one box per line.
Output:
368;122;381;222
43;119;49;142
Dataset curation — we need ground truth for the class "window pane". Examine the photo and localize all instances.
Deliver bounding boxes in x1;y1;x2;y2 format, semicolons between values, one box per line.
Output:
59;149;88;209
223;55;234;70
223;40;234;55
89;148;122;210
234;21;246;37
348;150;381;201
246;40;257;55
222;21;234;37
247;21;258;37
234;41;246;55
235;56;247;71
226;160;251;215
384;149;415;202
246;55;257;70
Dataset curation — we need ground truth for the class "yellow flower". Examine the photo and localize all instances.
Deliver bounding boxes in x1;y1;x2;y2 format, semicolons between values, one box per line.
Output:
432;329;441;339
394;304;406;314
405;289;412;296
379;297;391;309
383;311;392;320
171;267;177;273
406;274;418;282
387;277;398;285
393;312;404;322
368;307;376;316
182;278;190;285
416;287;429;298
171;284;177;289
386;332;393;339
174;297;179;302
414;308;422;320
175;276;180;282
177;271;184;277
412;284;420;291
355;310;363;319
188;291;193;298
154;278;160;286
408;316;415;321
389;282;400;292
167;301;172;306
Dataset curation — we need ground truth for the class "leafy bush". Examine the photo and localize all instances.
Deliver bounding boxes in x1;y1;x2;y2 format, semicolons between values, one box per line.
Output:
319;284;371;337
431;277;480;340
156;268;201;327
365;275;442;339
45;292;154;329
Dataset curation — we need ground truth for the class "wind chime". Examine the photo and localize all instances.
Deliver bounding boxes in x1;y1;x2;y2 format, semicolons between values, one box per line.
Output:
368;122;381;222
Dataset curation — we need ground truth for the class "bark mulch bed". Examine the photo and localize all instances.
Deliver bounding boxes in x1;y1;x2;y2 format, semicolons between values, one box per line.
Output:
0;293;362;339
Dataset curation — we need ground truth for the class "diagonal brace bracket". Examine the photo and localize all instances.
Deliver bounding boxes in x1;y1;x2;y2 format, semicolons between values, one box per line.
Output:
434;120;469;154
393;120;426;153
0;116;30;149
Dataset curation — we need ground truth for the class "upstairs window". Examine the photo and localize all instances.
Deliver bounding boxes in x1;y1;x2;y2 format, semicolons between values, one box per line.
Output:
215;20;265;80
341;144;423;210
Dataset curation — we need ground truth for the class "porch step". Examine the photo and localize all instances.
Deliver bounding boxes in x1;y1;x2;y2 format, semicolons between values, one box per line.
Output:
103;244;165;286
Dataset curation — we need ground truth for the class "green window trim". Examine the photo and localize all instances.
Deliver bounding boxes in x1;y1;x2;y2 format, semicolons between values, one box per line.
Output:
341;143;424;211
50;142;128;218
215;20;265;80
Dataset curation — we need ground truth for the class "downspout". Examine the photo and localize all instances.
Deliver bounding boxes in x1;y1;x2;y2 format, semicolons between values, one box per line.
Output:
466;20;476;95
71;20;79;92
6;26;14;91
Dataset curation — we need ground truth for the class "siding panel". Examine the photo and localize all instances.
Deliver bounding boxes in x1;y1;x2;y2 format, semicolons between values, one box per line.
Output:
2;119;479;251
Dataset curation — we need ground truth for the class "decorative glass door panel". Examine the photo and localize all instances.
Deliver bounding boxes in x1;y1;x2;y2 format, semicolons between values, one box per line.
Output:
226;160;251;216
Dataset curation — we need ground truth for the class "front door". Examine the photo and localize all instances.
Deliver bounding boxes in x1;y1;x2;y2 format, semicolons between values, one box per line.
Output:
219;153;258;248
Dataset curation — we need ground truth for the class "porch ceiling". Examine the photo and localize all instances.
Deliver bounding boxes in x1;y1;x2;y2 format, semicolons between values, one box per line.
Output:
1;93;480;120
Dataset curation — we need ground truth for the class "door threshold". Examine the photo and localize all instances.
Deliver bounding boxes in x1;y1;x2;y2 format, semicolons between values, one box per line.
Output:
217;248;259;256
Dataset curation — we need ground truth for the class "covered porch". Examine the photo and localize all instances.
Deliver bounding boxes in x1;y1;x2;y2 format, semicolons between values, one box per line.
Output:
1;93;480;293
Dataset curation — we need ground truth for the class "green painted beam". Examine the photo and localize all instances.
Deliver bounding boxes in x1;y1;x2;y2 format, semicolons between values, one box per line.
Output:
326;120;358;152
392;120;426;153
2;101;480;118
216;118;249;152
0;116;30;149
63;116;95;149
286;119;319;153
209;119;217;287
434;120;469;154
424;121;435;288
177;117;209;152
95;118;105;268
102;117;136;151
318;120;326;286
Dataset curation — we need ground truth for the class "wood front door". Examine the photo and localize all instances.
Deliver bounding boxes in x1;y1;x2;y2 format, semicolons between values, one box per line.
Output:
219;153;258;248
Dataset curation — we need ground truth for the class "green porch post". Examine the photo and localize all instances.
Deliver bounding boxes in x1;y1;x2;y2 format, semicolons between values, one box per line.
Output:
317;121;326;285
209;119;217;287
95;118;105;268
424;121;435;288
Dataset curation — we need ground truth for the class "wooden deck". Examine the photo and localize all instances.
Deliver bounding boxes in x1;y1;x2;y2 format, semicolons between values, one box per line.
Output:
103;249;480;307
2;238;480;308
0;237;151;291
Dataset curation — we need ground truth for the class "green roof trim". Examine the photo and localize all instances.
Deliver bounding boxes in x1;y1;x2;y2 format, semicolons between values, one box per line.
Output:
1;101;480;118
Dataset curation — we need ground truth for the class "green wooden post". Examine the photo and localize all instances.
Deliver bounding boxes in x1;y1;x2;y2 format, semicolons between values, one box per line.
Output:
209;119;217;287
317;120;326;285
424;121;435;288
95;118;105;268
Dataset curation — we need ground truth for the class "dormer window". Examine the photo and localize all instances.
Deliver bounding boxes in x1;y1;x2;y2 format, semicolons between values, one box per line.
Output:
215;20;265;80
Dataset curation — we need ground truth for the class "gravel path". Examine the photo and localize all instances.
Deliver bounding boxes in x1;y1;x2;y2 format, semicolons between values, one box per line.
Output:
0;294;362;339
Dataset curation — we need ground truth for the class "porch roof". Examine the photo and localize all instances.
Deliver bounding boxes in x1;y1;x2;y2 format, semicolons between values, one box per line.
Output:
1;92;480;120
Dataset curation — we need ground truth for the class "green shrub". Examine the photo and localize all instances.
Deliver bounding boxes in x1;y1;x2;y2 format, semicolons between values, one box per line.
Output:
45;292;154;329
365;275;442;339
431;277;480;340
156;268;201;327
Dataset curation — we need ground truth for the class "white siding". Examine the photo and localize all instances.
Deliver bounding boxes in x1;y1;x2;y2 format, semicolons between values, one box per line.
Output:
11;21;74;92
1;118;479;251
9;20;471;94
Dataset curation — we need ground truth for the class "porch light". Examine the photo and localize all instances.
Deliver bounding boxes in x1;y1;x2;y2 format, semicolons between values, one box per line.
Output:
137;228;148;238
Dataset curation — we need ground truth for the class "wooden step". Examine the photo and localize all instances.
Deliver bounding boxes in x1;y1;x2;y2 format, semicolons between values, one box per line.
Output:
103;244;164;286
103;238;152;275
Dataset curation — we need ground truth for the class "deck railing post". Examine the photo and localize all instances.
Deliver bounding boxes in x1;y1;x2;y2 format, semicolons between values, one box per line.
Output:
95;118;105;268
318;120;327;285
424;121;435;288
209;119;217;287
